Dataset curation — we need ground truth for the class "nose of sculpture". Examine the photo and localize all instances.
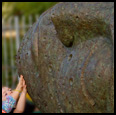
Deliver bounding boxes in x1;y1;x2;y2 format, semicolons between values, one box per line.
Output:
51;13;112;48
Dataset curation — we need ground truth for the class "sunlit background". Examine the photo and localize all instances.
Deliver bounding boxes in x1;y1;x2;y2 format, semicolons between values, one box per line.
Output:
2;2;57;113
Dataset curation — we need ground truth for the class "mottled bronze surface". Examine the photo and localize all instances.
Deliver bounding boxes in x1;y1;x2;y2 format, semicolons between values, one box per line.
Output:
16;2;114;113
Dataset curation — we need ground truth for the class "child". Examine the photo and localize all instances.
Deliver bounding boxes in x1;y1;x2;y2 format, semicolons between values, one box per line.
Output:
2;75;27;113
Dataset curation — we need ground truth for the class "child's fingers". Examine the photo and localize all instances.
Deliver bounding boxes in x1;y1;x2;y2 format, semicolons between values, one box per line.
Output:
20;75;23;81
25;85;27;91
20;75;23;78
22;85;27;91
23;80;25;86
24;85;26;89
19;75;24;84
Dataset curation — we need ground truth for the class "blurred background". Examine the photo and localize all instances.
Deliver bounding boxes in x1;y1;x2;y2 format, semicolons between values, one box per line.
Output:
2;2;58;113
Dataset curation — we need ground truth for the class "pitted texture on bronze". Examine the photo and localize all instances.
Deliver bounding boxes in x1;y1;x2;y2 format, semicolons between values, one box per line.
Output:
16;2;114;113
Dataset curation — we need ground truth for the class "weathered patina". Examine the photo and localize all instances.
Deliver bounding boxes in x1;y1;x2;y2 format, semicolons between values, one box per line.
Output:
16;2;114;113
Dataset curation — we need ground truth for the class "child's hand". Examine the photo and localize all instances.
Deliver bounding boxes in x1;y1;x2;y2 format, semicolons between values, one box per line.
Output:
22;85;27;94
13;77;27;113
16;75;24;92
22;77;27;94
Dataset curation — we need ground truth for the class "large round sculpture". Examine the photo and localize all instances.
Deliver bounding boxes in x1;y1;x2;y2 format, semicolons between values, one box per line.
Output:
16;2;114;113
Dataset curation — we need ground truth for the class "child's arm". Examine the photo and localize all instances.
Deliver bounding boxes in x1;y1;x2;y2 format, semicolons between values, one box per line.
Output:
12;75;23;100
13;79;27;113
2;75;23;113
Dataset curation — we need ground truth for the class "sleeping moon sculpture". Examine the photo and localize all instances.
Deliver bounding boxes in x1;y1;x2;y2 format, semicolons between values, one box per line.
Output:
16;2;114;113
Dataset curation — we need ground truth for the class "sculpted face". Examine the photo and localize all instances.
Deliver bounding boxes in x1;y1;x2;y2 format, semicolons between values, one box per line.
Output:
16;2;114;113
